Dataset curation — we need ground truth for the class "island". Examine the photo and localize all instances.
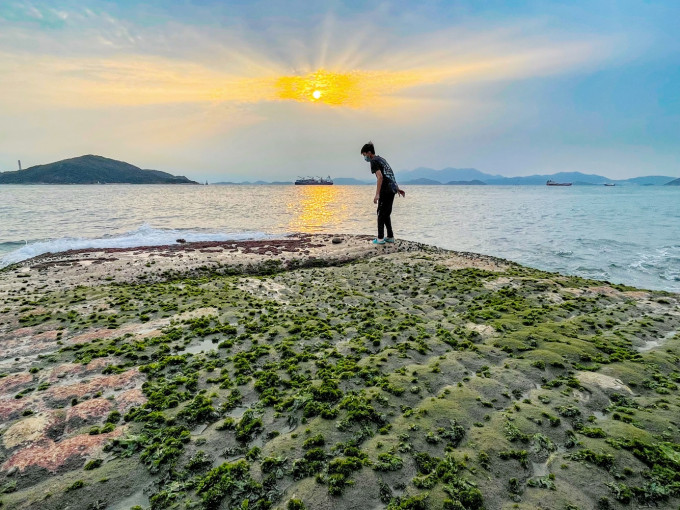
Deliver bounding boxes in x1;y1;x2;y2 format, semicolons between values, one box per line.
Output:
0;235;678;510
0;155;198;184
665;178;680;186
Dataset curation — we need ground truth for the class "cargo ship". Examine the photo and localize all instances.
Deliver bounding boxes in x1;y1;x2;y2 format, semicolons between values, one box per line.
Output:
546;180;572;186
295;176;333;185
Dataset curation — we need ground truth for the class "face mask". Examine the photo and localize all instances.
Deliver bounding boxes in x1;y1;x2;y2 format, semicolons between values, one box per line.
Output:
364;155;371;162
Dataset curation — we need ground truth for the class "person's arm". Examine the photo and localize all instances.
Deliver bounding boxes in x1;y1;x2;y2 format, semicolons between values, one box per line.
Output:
374;170;383;204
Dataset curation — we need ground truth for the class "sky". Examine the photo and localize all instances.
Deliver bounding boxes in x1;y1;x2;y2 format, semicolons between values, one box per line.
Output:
1;0;679;181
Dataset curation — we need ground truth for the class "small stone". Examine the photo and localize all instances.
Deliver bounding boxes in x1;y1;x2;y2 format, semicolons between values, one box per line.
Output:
331;237;343;244
176;238;186;243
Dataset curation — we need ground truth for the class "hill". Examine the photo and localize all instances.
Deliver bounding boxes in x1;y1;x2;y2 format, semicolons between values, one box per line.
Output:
627;176;677;186
397;167;500;183
401;177;442;185
0;155;197;184
1;235;679;510
664;178;680;186
485;171;612;185
395;167;677;186
333;177;371;185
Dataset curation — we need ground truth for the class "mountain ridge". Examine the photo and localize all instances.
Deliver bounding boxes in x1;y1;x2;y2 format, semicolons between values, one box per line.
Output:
395;168;678;186
4;156;676;185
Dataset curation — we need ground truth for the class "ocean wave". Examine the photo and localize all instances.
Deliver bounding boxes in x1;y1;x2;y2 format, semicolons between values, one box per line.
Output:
0;224;274;268
573;266;610;279
629;245;680;273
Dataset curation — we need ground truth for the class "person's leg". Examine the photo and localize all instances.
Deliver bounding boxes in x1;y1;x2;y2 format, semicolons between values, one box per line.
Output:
382;192;395;238
377;200;385;239
384;215;393;239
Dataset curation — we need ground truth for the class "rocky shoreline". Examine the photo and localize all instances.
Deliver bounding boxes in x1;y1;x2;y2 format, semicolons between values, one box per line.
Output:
1;234;511;293
1;234;679;509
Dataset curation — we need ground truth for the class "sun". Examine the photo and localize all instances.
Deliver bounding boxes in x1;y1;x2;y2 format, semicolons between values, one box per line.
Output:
271;68;423;107
275;69;358;106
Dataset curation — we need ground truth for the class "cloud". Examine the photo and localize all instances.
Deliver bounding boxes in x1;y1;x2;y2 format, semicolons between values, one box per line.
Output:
5;4;669;179
0;11;619;114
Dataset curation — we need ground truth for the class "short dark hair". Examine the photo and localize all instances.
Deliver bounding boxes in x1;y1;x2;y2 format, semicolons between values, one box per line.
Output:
360;141;374;154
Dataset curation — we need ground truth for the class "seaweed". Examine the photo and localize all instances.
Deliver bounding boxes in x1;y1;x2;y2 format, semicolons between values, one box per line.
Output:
196;459;271;510
373;453;404;472
498;450;529;469
235;410;263;443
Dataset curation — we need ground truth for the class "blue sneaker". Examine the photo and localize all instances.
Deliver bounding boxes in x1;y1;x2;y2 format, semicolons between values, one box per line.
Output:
372;238;386;245
384;237;395;243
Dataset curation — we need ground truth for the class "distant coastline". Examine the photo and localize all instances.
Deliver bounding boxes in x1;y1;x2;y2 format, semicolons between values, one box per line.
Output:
3;155;677;186
213;169;678;186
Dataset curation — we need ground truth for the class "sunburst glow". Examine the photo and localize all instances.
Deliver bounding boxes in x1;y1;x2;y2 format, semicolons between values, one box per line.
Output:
272;68;425;108
0;18;614;114
276;69;358;106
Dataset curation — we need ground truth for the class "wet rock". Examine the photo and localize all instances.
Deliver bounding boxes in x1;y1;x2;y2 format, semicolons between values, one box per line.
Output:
576;372;633;394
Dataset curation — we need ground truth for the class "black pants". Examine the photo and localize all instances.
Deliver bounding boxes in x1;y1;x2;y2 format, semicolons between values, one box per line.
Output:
377;190;395;239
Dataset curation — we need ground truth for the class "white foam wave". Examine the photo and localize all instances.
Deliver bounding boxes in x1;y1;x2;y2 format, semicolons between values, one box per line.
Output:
629;245;680;273
0;224;275;268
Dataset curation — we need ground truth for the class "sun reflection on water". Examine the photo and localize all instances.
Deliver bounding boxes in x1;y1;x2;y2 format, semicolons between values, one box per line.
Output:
287;185;350;232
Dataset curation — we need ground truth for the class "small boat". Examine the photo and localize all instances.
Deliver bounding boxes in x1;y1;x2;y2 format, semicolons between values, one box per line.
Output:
546;180;572;186
604;183;615;187
295;176;333;185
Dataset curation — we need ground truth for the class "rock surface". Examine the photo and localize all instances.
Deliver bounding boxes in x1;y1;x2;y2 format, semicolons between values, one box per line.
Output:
0;234;679;509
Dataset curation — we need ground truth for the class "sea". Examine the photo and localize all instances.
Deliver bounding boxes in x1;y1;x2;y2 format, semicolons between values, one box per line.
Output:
0;184;678;292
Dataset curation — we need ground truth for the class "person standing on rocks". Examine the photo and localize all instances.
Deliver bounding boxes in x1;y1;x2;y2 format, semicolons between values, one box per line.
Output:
361;141;405;245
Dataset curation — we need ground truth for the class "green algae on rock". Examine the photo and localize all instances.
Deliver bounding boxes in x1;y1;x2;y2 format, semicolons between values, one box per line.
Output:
0;234;679;509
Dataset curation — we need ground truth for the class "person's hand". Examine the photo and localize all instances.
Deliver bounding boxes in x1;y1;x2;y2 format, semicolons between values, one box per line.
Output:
373;194;379;204
398;189;406;197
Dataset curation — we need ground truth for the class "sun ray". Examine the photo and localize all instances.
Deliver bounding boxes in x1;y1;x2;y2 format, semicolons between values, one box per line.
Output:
0;18;615;113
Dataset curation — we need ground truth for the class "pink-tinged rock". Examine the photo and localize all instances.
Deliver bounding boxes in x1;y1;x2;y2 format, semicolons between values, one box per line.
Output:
0;329;60;360
66;322;166;347
0;372;33;393
68;329;117;345
48;363;83;382
4;326;41;338
33;329;60;341
45;369;143;403
66;398;112;423
85;357;117;372
66;323;147;345
0;396;36;421
1;427;125;473
2;410;63;449
116;388;147;412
